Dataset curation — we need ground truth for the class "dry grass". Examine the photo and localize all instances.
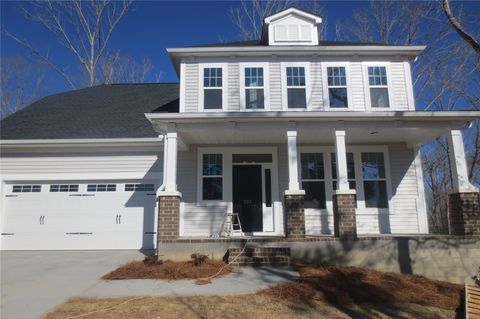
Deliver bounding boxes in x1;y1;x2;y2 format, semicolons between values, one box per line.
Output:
45;262;463;319
102;258;234;280
44;295;456;319
263;261;463;311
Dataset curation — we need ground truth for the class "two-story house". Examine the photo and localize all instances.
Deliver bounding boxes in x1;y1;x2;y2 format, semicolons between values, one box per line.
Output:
1;8;479;255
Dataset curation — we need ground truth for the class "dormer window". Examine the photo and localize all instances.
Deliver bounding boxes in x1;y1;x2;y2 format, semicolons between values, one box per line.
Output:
368;66;390;108
286;67;306;109
327;66;348;108
245;67;264;109
203;67;223;109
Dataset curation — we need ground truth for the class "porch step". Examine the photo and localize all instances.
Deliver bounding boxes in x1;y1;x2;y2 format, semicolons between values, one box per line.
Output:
227;246;291;267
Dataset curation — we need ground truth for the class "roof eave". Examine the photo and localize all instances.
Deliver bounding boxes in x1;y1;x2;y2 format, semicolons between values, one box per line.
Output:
167;45;426;72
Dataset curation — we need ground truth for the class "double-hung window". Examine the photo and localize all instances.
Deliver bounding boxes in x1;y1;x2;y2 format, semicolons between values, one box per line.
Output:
368;66;390;108
327;66;348;108
203;68;223;109
361;152;388;208
286;67;306;108
244;67;264;109
202;154;223;200
300;153;326;209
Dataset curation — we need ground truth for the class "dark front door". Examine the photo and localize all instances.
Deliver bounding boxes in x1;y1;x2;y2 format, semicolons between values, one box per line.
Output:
233;165;263;232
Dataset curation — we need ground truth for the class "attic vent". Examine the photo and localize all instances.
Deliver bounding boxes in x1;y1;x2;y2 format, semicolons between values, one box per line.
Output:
274;24;311;43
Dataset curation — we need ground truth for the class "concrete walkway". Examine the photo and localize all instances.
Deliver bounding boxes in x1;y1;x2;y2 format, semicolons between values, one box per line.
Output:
81;266;299;297
1;251;298;319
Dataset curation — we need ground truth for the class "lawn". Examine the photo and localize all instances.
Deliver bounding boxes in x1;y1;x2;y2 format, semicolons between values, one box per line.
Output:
45;262;463;319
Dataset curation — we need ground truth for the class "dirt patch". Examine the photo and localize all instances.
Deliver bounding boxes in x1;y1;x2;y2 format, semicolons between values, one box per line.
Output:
102;258;234;280
262;261;463;311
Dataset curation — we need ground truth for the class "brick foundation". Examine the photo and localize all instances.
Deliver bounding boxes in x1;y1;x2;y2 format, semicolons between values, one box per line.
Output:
448;192;480;236
333;193;357;238
284;194;306;238
157;195;181;251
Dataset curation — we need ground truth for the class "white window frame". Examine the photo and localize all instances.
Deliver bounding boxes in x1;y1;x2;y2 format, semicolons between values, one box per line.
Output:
196;147;281;235
281;62;311;110
298;145;393;217
199;152;224;202
362;62;394;111
299;152;328;210
322;62;353;111
199;63;228;112
239;62;270;111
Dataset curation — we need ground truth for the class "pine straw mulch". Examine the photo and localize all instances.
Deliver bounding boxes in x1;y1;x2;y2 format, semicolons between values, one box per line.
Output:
102;258;234;281
262;261;464;312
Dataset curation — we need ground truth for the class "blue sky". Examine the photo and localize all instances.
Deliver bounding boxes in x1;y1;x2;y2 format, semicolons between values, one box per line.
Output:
1;1;479;96
1;1;365;92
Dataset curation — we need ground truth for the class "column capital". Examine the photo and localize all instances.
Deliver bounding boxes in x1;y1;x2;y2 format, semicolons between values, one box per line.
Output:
287;130;297;137
335;130;346;137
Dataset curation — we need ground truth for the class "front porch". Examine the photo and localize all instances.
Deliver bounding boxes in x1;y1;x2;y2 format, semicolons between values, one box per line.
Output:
146;111;480;247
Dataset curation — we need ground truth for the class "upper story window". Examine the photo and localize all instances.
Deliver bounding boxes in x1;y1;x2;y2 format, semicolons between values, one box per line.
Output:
286;67;306;109
368;66;390;108
203;68;223;109
327;66;348;108
245;67;264;109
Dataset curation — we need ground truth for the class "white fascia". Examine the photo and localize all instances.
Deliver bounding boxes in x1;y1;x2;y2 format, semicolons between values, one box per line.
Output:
146;110;480;123
0;137;164;149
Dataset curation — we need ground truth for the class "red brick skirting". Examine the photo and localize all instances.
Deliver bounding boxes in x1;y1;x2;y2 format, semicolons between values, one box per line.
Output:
448;192;480;236
333;193;357;238
284;194;306;238
157;195;181;244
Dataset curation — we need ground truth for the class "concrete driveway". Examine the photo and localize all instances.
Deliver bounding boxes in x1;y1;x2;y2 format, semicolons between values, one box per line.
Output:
0;250;145;319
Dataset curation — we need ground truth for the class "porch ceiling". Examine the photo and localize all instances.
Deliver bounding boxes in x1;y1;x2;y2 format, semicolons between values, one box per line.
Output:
177;124;451;147
145;111;479;148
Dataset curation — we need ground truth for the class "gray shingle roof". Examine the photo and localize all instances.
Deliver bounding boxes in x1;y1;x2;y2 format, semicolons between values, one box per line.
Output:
0;83;179;140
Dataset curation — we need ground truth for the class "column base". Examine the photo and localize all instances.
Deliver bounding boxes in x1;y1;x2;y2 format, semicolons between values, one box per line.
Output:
157;195;181;254
284;193;306;239
448;192;480;236
333;192;357;239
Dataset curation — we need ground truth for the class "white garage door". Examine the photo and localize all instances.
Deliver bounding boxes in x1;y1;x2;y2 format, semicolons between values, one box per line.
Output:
1;181;158;250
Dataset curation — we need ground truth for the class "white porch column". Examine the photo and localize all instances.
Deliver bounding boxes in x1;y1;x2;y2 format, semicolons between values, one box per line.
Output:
164;128;178;193
448;129;475;192
334;130;350;191
286;129;301;193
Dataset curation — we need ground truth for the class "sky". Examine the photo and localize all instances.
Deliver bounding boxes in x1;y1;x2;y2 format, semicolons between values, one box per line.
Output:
1;0;479;96
1;0;366;94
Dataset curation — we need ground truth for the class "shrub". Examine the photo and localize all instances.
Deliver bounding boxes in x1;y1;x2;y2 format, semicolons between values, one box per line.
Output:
190;253;209;266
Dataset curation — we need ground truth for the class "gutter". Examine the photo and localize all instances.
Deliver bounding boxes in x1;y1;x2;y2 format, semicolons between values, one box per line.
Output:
0;137;164;148
145;110;480;122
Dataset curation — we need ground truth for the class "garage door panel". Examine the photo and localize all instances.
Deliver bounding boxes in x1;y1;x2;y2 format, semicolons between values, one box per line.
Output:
1;181;158;250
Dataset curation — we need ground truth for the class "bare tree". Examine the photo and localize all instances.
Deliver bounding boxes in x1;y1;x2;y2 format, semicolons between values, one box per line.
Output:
99;51;163;84
335;1;480;233
5;0;132;88
443;0;480;54
229;0;325;41
1;56;47;118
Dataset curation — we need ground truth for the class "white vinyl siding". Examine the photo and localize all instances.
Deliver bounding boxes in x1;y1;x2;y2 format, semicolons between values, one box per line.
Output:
227;61;240;111
183;62;199;112
268;61;282;111
310;60;324;110
180;58;414;113
390;62;409;111
350;62;366;111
